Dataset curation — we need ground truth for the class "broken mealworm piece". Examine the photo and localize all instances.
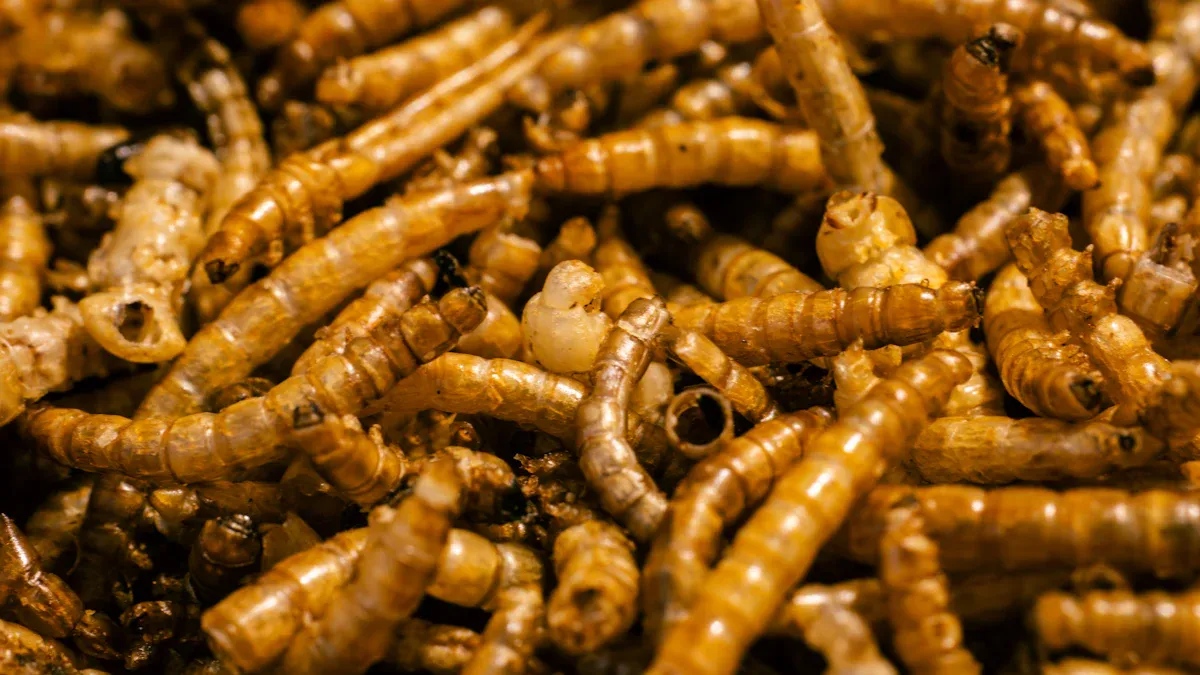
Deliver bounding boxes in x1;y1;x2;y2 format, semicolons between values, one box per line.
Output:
669;330;779;423
663;387;735;460
22;475;92;569
648;351;970;675
548;520;638;655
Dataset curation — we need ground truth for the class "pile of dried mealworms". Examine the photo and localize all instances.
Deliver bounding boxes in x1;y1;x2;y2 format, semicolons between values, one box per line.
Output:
1;0;1200;673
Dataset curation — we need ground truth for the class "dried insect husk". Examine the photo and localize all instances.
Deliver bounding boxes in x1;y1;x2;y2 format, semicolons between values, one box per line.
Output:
387;619;481;673
839;484;1200;578
148;481;287;541
137;171;531;419
0;513;83;639
983;263;1106;421
647;351;971;675
939;25;1019;187
663;387;736;459
22;476;92;570
187;514;262;604
548;520;638;654
259;512;322;572
643;408;831;641
0;178;50;322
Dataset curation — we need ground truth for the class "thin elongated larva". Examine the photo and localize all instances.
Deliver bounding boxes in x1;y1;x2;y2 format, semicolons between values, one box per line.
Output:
1007;208;1170;418
839;484;1200;577
23;476;92;569
984;263;1105;420
533;118;827;198
819;190;1004;417
464;583;544;675
548;520;638;654
292;257;438;375
577;296;670;542
20;290;486;483
669;330;779;424
0;619;81;675
648;351;971;675
907;415;1156;483
924;165;1067;282
198;22;554;284
0;178;49;322
669;203;822;299
801;602;898;675
940;25;1020;186
0;115;127;180
138;172;530;418
635;60;779;128
769;570;1073;637
467;225;541;307
257;0;475;109
14;9;174;113
0;514;118;658
79;134;218;363
672;283;982;367
510;0;765;113
1035;589;1200;668
0;297;123;425
643;409;832;641
818;0;1153;79
290;412;411;509
757;0;893;194
316;6;516;116
1013;80;1099;190
522;260;613;376
187;515;261;604
880;504;981;675
278;456;462;674
236;0;306;51
179;32;274;325
206;525;541;673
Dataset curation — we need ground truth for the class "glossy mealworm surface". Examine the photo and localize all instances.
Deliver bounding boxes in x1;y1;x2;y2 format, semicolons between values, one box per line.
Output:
2;3;1198;674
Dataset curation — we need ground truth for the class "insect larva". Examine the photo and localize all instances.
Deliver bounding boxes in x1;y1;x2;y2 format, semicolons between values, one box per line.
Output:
316;6;516;117
547;520;638;654
840;484;1200;577
1116;222;1199;338
137;171;530;418
0;114;128;180
1042;659;1190;675
235;0;306;51
924;165;1067;282
671;283;982;366
467;225;542;307
79;134;218;363
592;206;657;319
257;0;476;109
533;118;827;198
653;272;714;308
208;377;276;412
984;262;1105;421
1006;208;1170;417
758;0;894;195
668;202;822;299
510;0;764;113
148;481;287;540
387;619;481;673
830;340;899;411
197;21;553;285
819;0;1152;80
880;504;981;675
1035;589;1200;668
187;515;262;604
521;260;613;377
799;602;898;675
819;190;1004;417
769;570;1073;637
21;290;486;483
669;331;780;425
642;408;832;641
940;25;1020;187
463;583;544;675
291;412;410;509
577;296;671;542
0;178;49;322
14;9;173;113
0;618;81;675
0;297;123;425
647;351;971;675
537;216;597;281
277;456;462;674
179;32;273;325
69;474;153;607
22;476;92;569
1013;79;1099;190
1141;361;1200;443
